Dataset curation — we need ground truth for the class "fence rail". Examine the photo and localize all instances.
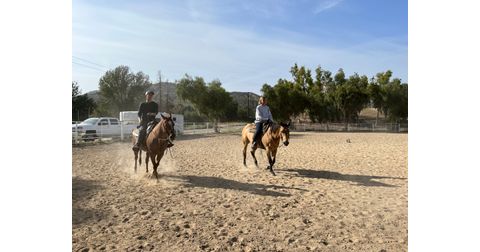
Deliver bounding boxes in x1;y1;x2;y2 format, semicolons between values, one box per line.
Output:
291;122;408;133
73;121;407;145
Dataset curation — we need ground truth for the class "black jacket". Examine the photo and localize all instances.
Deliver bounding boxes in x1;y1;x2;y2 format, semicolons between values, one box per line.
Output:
137;101;158;124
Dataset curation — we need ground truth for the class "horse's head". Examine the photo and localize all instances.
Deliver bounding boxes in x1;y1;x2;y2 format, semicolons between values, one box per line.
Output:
279;121;290;146
160;113;176;140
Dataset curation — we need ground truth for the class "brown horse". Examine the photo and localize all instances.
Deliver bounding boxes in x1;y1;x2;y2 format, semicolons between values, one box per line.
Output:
241;122;290;176
132;114;176;178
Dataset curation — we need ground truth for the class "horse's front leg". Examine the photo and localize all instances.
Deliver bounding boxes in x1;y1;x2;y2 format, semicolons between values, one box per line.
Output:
152;152;164;180
266;148;276;176
149;153;158;179
270;148;278;175
242;142;248;166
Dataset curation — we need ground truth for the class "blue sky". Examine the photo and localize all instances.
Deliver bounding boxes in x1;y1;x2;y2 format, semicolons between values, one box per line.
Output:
73;0;407;93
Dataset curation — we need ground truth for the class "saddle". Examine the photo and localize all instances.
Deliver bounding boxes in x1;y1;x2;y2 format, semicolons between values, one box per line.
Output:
132;120;159;148
146;119;159;136
248;121;273;141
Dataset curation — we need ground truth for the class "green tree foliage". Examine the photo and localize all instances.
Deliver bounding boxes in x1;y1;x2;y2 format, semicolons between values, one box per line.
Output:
384;78;408;122
263;65;403;126
177;75;237;131
307;66;341;122
368;71;408;123
334;72;370;126
72;81;96;121
98;66;151;116
261;78;308;122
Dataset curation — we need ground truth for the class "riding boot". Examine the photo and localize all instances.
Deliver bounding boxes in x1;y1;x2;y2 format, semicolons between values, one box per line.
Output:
133;127;146;151
252;122;262;150
132;135;142;151
251;141;257;150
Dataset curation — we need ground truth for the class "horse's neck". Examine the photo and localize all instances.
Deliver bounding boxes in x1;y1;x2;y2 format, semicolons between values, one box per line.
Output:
152;120;168;137
267;124;282;139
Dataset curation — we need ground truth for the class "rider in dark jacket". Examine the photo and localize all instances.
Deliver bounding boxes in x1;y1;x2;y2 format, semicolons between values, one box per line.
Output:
132;90;158;151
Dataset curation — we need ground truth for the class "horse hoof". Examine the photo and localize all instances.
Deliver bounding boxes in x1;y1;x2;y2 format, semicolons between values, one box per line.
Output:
270;170;276;176
266;166;270;170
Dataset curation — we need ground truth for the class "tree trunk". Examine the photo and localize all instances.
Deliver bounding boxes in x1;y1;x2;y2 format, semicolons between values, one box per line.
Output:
213;118;219;133
344;112;349;131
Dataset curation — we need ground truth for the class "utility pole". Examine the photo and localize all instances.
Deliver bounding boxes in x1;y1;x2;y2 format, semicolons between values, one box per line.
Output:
247;92;250;120
157;70;163;111
166;81;169;113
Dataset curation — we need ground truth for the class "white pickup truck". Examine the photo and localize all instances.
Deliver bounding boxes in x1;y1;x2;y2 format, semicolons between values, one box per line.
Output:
72;117;137;141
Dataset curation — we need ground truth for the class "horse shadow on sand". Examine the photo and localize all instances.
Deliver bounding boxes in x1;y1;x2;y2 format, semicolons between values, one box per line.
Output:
72;177;107;225
280;168;406;187
165;175;306;197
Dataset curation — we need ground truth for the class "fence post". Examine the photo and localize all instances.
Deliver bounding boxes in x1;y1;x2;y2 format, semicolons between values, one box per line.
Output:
120;121;124;141
193;123;196;134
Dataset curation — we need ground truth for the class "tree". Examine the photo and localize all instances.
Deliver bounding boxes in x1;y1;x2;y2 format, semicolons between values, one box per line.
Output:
333;72;370;128
367;71;408;124
367;79;383;125
384;79;408;123
177;75;237;132
72;81;96;121
306;66;341;122
261;78;308;122
98;65;151;116
369;70;392;121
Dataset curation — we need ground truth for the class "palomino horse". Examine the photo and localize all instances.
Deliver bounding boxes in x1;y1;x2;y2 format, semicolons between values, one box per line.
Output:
132;113;175;178
241;122;290;176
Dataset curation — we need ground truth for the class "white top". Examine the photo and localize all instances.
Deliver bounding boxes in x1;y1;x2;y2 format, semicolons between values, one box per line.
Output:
255;104;273;123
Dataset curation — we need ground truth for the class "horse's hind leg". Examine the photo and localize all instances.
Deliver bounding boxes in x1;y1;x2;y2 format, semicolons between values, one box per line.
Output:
139;150;142;166
133;149;139;172
242;143;248;166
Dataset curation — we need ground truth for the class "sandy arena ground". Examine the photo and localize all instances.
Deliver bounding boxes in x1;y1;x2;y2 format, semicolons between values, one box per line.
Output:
73;132;407;252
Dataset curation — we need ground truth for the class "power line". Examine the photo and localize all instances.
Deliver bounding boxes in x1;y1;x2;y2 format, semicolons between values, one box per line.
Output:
72;56;107;68
72;61;105;72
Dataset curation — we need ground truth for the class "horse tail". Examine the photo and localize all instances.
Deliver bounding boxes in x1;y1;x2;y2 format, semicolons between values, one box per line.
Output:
241;124;251;144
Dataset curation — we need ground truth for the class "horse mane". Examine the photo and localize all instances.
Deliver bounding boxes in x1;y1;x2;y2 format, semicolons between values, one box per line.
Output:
152;117;171;137
268;123;282;139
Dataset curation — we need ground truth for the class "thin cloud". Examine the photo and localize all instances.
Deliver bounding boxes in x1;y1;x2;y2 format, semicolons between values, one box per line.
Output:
73;1;407;93
313;0;344;14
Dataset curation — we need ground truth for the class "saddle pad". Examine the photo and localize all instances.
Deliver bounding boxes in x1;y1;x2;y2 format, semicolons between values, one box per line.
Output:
132;128;139;137
248;122;273;134
146;120;158;136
